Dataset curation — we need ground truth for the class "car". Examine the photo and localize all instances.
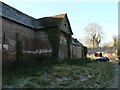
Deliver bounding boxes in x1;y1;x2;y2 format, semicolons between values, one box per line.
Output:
95;57;109;62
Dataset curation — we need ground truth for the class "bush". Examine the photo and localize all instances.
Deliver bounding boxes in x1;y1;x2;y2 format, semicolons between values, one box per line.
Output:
60;58;92;66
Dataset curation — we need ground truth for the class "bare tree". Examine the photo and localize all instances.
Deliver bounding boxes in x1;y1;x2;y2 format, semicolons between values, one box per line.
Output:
112;35;120;56
84;23;103;48
102;43;110;47
102;41;113;47
112;35;118;47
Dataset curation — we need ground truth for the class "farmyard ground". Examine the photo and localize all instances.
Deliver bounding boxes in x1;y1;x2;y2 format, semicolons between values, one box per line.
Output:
2;58;118;88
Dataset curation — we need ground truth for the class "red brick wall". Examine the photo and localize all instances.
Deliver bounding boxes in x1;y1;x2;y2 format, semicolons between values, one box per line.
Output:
2;18;35;60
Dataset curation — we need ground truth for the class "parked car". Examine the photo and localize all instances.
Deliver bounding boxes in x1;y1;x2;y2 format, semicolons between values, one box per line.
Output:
95;57;109;62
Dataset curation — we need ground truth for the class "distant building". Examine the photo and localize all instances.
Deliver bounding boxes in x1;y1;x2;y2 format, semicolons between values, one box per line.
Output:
87;47;116;59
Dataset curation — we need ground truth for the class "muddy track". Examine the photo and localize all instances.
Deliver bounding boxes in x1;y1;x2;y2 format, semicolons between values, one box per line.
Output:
110;61;119;89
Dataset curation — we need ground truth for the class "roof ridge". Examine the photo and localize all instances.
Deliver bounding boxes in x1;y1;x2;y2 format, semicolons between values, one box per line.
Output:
48;13;67;18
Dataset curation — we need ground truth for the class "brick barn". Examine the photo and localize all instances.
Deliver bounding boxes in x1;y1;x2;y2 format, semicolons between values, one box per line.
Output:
87;47;116;59
1;2;86;61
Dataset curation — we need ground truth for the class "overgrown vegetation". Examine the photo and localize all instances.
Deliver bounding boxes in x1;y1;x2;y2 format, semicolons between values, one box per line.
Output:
45;29;60;61
67;35;72;59
15;34;23;61
3;58;115;88
116;49;120;57
82;46;88;57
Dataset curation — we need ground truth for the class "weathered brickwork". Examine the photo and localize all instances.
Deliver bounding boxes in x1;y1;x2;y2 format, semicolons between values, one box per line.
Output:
59;31;68;60
2;17;35;60
71;45;82;59
34;30;51;49
60;16;72;35
71;38;84;59
1;2;85;61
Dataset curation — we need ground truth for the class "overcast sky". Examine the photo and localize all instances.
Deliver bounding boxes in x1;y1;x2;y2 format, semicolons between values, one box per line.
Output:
1;0;118;46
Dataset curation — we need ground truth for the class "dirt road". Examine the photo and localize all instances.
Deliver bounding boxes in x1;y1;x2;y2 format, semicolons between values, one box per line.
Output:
110;61;119;89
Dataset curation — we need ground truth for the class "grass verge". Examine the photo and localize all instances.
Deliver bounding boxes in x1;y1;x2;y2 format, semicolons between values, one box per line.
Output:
2;58;115;88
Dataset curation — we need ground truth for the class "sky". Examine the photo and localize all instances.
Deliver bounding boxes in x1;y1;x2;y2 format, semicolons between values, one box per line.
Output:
1;0;118;46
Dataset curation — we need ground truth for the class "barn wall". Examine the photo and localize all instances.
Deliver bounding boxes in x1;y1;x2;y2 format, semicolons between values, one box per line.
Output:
2;17;53;61
71;45;82;59
34;30;52;55
59;31;68;60
2;18;35;60
2;17;84;61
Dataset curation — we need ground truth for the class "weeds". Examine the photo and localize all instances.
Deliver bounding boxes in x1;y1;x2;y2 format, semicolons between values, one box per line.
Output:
3;58;115;88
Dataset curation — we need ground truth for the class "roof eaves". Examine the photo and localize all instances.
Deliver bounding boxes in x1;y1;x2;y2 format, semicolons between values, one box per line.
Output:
1;2;36;29
64;14;73;35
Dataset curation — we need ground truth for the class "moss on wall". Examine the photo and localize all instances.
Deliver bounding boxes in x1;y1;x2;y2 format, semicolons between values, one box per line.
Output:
16;34;23;60
67;35;72;59
82;46;87;57
45;29;60;61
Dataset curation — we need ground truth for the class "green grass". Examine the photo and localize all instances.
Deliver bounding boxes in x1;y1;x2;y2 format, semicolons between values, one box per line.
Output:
2;58;115;88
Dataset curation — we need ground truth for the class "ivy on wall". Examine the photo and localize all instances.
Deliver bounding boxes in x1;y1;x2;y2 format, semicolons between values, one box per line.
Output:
82;46;88;57
45;29;60;61
67;35;72;59
16;34;23;60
